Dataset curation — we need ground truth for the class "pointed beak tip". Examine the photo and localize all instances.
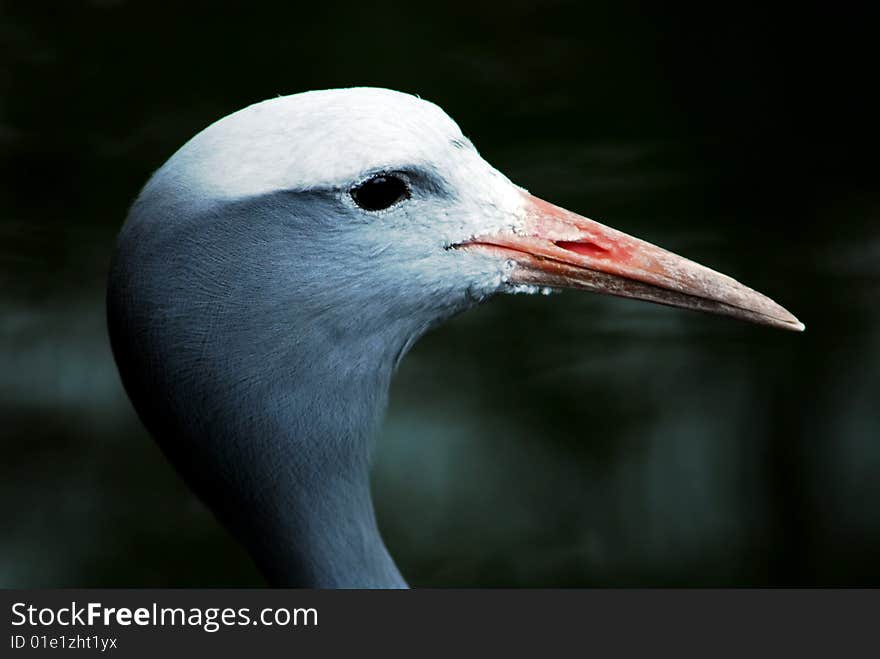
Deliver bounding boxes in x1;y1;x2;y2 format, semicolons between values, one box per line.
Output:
769;303;805;332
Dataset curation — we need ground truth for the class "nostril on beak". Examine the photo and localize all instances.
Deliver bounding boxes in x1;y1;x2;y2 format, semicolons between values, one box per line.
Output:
554;240;610;258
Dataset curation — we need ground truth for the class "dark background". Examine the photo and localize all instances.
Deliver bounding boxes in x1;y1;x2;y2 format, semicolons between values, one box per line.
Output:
1;1;877;586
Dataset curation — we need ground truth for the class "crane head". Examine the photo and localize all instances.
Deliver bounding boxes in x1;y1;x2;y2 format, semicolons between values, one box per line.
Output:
122;87;801;341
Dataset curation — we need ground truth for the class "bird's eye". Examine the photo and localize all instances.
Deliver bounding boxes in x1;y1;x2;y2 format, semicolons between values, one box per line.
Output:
350;175;410;211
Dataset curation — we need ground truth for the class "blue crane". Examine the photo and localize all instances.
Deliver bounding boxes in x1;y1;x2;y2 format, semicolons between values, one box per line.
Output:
107;88;802;588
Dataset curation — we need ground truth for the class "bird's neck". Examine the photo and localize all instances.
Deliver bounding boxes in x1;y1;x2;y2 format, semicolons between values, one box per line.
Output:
183;337;408;589
240;444;406;588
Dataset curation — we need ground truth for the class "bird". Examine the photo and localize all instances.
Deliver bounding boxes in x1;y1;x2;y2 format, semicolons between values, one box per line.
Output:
106;87;803;588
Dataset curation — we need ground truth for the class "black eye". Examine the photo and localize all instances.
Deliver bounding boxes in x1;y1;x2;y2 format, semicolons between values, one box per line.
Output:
350;175;410;211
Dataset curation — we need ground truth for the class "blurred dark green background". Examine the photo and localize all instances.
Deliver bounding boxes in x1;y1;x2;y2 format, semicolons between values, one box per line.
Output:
1;0;877;586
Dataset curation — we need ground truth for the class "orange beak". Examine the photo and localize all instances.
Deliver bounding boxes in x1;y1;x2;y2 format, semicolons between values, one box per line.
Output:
459;192;804;331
